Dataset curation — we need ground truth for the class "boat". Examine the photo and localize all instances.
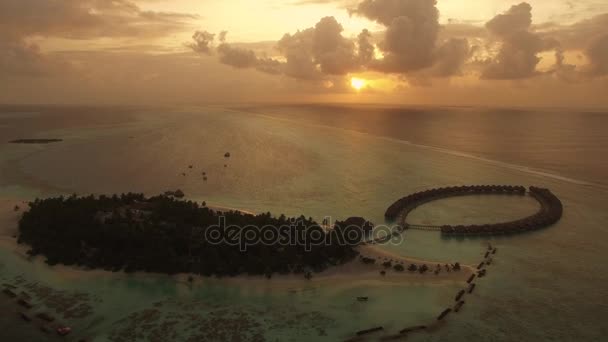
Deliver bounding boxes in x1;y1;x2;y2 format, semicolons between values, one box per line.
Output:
224;152;231;158
477;262;485;269
468;283;476;293
492;248;497;254
356;326;384;336
357;296;369;301
455;290;465;301
57;326;72;336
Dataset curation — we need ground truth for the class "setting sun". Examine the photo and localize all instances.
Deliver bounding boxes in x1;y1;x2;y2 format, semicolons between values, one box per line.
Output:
351;77;366;91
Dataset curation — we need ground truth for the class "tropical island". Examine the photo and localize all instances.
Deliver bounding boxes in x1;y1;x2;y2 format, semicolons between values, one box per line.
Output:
17;193;362;277
6;185;564;339
14;184;563;280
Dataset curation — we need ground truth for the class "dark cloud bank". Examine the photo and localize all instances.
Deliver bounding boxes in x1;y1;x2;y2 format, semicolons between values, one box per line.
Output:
0;0;196;76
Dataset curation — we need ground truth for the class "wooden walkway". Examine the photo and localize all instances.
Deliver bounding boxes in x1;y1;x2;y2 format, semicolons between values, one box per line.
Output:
406;224;442;231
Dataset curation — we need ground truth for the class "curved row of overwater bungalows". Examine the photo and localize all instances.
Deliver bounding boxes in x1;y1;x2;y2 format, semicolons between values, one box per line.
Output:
440;187;562;236
384;185;527;220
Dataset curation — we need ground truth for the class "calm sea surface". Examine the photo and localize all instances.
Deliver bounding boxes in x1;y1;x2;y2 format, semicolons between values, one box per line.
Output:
1;104;607;341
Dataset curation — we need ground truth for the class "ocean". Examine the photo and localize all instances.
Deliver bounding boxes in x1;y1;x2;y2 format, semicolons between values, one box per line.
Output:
1;104;607;341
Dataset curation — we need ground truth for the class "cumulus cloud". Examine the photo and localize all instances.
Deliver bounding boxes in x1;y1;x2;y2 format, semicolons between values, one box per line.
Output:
481;2;560;80
352;0;439;72
432;38;471;77
350;0;469;76
485;2;533;37
357;29;375;64
273;16;362;78
585;34;608;76
530;13;608;79
351;0;437;27
188;1;472;83
191;31;286;75
535;13;608;53
187;0;607;86
217;44;258;68
188;31;216;55
191;16;373;81
276;28;320;80
482;32;545;80
291;0;359;6
311;17;359;74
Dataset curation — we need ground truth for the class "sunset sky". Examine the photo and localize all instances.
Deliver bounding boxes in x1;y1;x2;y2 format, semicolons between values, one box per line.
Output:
1;0;607;107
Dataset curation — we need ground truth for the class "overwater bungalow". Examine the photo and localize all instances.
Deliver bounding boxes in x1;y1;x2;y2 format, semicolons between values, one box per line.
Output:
437;308;452;321
399;325;426;334
454;300;465;312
